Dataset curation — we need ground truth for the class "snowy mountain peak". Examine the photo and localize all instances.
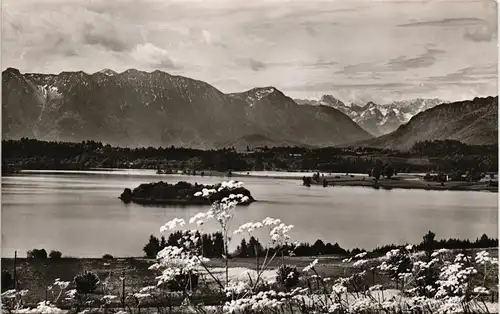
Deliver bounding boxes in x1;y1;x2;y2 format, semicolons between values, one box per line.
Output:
96;69;118;76
254;87;276;99
298;96;447;136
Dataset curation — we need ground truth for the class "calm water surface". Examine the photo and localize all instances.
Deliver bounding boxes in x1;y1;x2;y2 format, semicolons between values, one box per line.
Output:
1;170;497;258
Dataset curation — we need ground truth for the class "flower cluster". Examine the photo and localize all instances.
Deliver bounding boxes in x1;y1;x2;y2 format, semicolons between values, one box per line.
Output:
51;278;70;290
303;259;318;272
234;217;293;247
234;222;264;235
194;188;218;197
224;280;250;298
189;212;213;226
219;180;244;190
150;245;208;286
270;223;294;246
15;301;65;314
475;250;498;265
160;218;186;233
193;180;245;198
223;291;284;313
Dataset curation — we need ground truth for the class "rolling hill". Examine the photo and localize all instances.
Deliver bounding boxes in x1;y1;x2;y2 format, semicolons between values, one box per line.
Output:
354;96;498;150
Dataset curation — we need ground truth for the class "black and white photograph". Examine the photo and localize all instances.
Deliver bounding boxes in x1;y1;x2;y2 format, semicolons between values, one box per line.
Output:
1;0;498;313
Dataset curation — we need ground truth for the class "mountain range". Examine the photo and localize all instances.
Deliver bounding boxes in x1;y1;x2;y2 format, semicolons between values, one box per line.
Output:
295;96;445;136
1;68;372;149
2;68;496;151
354;96;498;150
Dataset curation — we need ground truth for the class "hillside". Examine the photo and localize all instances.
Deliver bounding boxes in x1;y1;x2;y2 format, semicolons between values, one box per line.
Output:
2;68;372;148
355;96;498;150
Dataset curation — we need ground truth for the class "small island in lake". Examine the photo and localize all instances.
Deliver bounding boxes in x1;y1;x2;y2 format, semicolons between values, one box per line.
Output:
120;181;255;206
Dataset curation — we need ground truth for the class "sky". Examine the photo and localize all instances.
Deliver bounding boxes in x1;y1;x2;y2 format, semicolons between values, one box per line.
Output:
2;0;498;104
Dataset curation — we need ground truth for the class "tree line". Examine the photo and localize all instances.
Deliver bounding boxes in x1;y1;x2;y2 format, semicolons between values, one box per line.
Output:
144;231;498;259
3;138;497;173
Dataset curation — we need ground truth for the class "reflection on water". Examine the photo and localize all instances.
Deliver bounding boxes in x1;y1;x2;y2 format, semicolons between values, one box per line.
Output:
1;170;497;258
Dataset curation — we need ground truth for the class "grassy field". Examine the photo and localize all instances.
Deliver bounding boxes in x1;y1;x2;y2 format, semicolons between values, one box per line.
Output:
1;255;347;304
2;248;498;307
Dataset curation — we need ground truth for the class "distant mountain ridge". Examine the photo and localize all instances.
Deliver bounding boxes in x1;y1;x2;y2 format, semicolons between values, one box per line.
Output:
354;96;498;150
296;96;445;136
2;68;372;148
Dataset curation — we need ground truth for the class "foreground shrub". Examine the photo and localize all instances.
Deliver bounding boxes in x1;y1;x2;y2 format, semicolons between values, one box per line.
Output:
49;250;62;259
27;248;47;259
1;269;14;292
74;271;99;294
276;264;300;288
165;273;200;291
102;254;114;260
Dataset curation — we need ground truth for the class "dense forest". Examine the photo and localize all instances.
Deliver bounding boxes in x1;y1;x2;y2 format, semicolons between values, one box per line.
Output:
2;138;497;174
144;231;498;259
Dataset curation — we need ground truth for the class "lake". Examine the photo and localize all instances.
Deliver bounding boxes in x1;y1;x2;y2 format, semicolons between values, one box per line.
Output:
1;169;497;258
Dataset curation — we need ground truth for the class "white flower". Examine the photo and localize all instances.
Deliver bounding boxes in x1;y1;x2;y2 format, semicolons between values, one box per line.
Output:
224;281;250;297
328;303;342;312
234;222;263;235
353;259;368;267
270;223;293;245
139;286;156;293
431;248;449;258
303;259;318;272
263;217;281;226
189;212;211;226
160;218;186;233
133;293;151;299
354;252;367;259
368;284;383;291
1;289;17;298
65;289;77;299
331;282;348;294
473;286;490;295
15;301;65;314
475;251;491;264
53;278;70;290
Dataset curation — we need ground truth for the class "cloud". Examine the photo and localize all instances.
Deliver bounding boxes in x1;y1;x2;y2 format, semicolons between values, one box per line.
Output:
130;43;181;70
428;64;497;83
338;48;446;74
2;0;497;102
398;15;497;43
464;23;497;42
248;59;266;71
288;81;409;92
387;48;445;70
82;22;134;52
310;58;337;68
235;58;267;71
398;18;485;27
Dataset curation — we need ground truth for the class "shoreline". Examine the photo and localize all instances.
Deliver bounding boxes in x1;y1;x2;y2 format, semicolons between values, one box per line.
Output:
12;169;498;192
315;177;498;192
